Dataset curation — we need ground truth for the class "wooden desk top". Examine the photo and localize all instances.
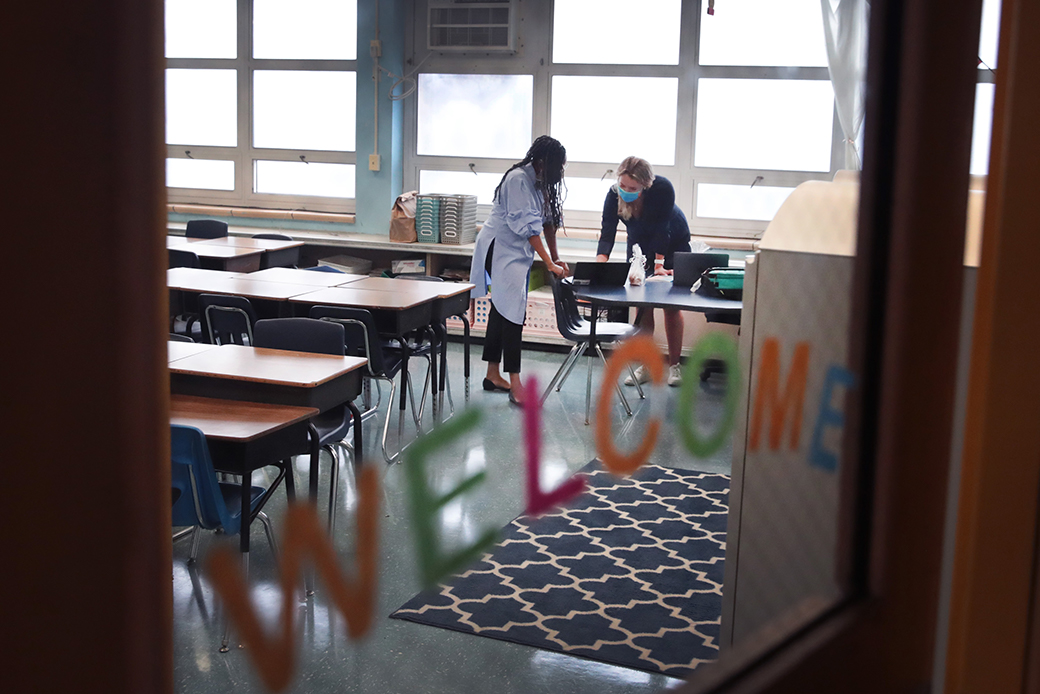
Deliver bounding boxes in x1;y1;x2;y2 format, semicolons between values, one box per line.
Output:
245;267;367;287
167;340;218;363
289;286;433;311
169;344;366;387
171;394;317;442
194;236;305;252
348;276;474;299
168;267;243;284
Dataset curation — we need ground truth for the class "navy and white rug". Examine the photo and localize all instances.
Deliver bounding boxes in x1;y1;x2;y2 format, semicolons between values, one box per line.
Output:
390;462;729;678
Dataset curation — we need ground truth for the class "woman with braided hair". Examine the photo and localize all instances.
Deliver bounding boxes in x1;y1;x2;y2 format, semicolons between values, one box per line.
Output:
470;135;569;405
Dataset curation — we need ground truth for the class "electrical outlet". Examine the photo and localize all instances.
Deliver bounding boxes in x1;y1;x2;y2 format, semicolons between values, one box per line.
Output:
370;40;381;58
368;154;381;171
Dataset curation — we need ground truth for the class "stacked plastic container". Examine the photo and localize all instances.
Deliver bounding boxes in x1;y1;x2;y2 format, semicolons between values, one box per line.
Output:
415;194;442;243
438;194;478;245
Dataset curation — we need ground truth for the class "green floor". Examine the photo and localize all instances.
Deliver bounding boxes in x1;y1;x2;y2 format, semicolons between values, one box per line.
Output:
173;341;733;693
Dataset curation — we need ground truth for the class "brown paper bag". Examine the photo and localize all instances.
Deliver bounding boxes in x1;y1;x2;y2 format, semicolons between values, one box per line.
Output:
389;190;418;243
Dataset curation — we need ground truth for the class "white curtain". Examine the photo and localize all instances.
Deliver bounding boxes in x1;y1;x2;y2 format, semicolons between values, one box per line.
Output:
821;0;870;170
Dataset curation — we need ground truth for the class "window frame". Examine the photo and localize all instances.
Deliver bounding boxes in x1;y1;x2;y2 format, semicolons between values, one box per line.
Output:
164;0;358;213
402;0;843;239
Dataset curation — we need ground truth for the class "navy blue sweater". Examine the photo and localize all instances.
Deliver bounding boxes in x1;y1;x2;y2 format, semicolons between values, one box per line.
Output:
597;176;690;266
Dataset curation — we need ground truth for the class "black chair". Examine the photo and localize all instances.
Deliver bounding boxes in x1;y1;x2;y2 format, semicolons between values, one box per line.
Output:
542;275;643;424
197;294;258;345
169;248;201;269
398;274;458;418
700;312;740;381
252;233;300;269
309;305;426;464
185;219;229;239
253;318;354;533
169;333;194;343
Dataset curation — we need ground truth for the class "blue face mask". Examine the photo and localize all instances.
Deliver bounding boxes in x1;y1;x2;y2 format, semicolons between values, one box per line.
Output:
617;186;641;203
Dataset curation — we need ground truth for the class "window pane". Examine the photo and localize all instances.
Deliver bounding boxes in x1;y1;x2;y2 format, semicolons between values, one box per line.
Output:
165;69;237;146
166;158;235;190
254;160;355;198
978;0;1001;69
553;0;680;65
695;79;834;172
970;83;995;176
699;0;827;67
696;183;796;221
165;0;236;59
551;76;678;165
417;74;534;159
561;177;616;212
419;170;502;205
253;0;357;60
253;71;356;152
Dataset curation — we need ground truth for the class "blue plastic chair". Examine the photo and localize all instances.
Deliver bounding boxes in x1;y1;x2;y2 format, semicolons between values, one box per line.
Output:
171;425;278;564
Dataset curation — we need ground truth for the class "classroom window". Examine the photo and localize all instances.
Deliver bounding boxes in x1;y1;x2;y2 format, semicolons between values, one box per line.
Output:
970;83;995;176
417;74;534;159
551;76;679;165
165;69;238;147
696;183;797;221
563;177;620;212
165;0;237;59
164;0;358;213
419;171;502;205
552;0;681;66
697;0;828;67
254;160;356;198
694;78;835;172
253;70;356;151
166;158;236;190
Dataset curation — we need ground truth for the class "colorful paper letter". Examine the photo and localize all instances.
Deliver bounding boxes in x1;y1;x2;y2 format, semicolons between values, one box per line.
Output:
809;365;856;472
524;376;586;514
677;332;741;457
749;338;811;451
404;408;498;588
205;466;381;692
595;335;666;475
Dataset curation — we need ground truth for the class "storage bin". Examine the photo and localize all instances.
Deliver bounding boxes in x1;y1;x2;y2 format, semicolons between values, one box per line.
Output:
317;254;373;275
439;194;478;245
416;195;442;243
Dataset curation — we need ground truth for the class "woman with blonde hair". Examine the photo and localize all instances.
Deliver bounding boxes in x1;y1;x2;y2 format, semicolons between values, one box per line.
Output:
596;156;691;386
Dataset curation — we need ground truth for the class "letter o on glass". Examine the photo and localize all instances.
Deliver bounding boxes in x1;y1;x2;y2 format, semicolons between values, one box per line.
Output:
595;335;666;475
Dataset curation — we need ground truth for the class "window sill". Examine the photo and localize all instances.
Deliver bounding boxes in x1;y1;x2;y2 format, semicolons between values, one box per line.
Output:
167;203;356;225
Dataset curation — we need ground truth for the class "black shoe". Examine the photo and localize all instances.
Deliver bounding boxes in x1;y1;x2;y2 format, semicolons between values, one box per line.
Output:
483;378;511;392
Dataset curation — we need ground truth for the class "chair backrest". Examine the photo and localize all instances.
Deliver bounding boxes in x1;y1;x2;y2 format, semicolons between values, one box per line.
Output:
170;425;239;534
548;275;587;340
168;333;194;343
253;317;345;356
308;305;386;375
185;219;229;239
197;293;258;345
252;233;300;269
169;248;200;269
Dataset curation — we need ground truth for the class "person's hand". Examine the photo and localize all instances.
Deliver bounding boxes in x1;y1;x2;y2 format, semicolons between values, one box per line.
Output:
653;265;672;277
595;254;609;263
554;260;570;276
548;262;567;278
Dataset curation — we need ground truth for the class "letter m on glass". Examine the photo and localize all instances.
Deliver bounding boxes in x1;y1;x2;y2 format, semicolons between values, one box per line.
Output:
749;338;811;452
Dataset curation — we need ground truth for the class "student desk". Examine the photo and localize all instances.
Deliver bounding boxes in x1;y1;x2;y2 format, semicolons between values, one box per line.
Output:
167;267;320;319
169;343;368;518
289;286;436;432
344;277;475;409
167;237;265;273
170;394;318;554
244;267;367;287
192;236;304;270
572;279;742;417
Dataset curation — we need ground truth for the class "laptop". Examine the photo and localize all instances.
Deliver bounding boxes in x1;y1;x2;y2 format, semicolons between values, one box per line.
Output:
571;261;630;287
672;252;730;287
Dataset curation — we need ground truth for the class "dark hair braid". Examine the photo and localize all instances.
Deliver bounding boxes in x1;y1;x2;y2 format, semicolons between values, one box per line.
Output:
493;135;567;226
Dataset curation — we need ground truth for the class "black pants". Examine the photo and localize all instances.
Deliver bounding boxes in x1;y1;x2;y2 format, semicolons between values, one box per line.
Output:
482;238;524;373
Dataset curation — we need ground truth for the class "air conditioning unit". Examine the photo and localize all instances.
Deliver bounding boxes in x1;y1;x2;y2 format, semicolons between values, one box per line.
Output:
427;0;517;53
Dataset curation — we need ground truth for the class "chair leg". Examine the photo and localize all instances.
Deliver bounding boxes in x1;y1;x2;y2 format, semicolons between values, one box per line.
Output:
542;342;582;404
381;377;401;464
585;342;595;426
326;445;340;536
257;512;278;558
597;344;633;416
189;526;202;564
556;342;585;392
220;552;248;653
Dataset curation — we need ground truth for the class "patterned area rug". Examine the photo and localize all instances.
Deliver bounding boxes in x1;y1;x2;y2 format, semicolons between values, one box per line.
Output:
390;462;729;678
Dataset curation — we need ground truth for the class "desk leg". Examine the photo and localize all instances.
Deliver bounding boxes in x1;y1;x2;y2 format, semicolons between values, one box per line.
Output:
463;315;471;402
439;323;449;415
399;339;410;441
306;422;320;597
429;325;439;424
240;470;252;554
347;401;363;468
586;306;597;425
